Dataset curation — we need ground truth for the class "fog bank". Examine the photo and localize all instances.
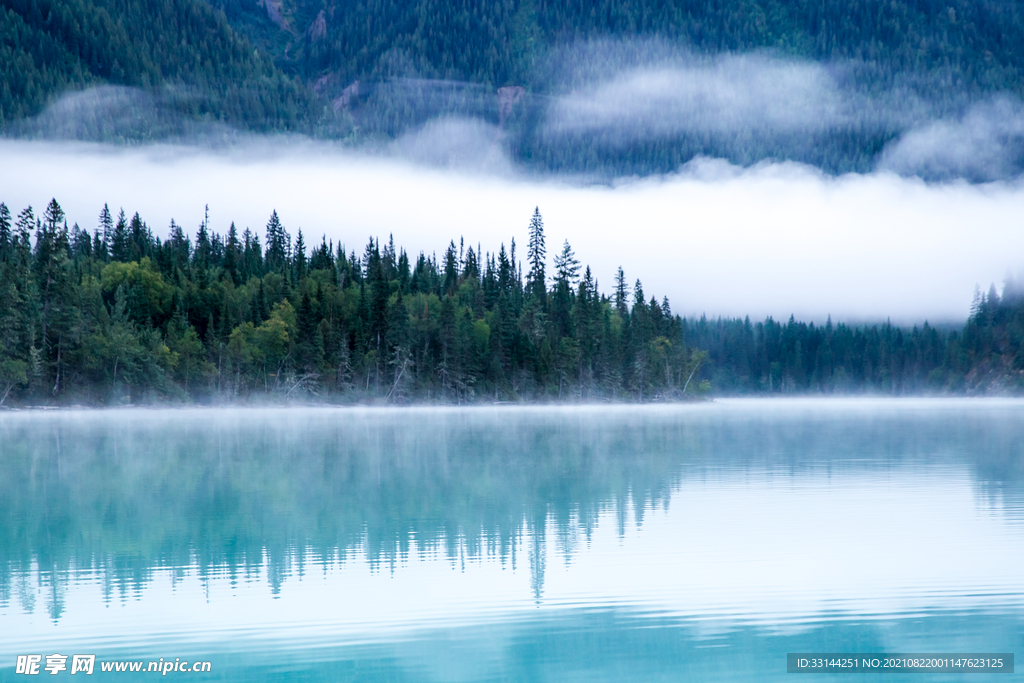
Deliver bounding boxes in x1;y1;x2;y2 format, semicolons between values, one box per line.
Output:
1;138;1022;324
17;45;1024;181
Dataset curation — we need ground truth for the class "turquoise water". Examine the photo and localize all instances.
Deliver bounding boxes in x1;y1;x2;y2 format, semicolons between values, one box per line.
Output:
1;399;1022;681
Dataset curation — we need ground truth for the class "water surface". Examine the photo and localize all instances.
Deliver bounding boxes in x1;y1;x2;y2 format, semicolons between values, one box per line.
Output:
1;399;1022;680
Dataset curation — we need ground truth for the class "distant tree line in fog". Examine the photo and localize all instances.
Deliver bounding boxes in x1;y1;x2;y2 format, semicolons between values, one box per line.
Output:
0;198;1020;406
685;292;1024;394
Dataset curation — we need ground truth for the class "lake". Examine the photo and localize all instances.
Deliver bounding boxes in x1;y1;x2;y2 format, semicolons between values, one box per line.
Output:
1;399;1022;681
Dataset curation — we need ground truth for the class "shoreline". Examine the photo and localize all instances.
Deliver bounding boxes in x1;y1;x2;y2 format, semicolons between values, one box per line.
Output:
4;394;1024;413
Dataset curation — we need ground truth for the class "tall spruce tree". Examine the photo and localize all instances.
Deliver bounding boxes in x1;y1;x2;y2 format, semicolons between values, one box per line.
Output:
615;267;629;317
0;204;10;255
265;210;289;273
224;222;241;285
526;207;546;304
98;204;113;249
294;229;307;280
110;210;131;262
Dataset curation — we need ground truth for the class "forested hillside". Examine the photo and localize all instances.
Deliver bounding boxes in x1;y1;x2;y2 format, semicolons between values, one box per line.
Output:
0;0;316;132
265;0;1024;94
5;0;1024;174
0;198;1020;406
210;0;1024;175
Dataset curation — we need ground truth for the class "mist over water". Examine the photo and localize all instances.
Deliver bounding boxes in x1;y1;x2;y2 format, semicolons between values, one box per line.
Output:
1;402;1023;680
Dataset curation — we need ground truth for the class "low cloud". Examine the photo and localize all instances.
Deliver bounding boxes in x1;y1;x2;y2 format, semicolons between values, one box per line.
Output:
1;139;1022;325
536;42;1024;181
546;54;858;139
4;49;1024;324
391;117;512;174
878;97;1024;182
9;85;243;144
12;47;1024;182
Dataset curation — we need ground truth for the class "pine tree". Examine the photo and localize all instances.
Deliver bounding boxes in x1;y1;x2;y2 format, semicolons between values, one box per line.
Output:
0;203;10;257
265;210;289;273
224;222;241;285
242;228;263;281
526;207;546;304
553;239;579;286
35;200;75;395
443;240;459;294
166;220;191;274
293;229;307;280
111;209;130;262
128;212;150;261
98;204;113;250
194;206;212;267
396;249;410;293
92;229;108;261
614;267;629;316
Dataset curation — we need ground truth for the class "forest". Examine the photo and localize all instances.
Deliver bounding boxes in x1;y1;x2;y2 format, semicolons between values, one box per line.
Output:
5;0;1024;175
684;292;1024;394
0;199;711;404
0;197;1020;406
0;0;318;133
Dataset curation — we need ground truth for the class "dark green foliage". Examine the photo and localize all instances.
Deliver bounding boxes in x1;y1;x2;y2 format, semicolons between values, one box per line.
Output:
206;0;1024;174
0;0;317;133
6;0;1024;173
0;201;709;404
230;0;1024;96
684;292;1024;394
0;196;1018;404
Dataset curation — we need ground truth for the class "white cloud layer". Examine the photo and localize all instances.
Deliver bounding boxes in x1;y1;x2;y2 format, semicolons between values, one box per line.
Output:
1;139;1023;324
546;55;860;137
542;49;1024;181
879;97;1024;182
391;117;510;174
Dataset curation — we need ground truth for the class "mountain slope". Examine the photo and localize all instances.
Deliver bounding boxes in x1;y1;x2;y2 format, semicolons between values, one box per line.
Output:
0;0;317;131
5;0;1024;177
233;0;1024;96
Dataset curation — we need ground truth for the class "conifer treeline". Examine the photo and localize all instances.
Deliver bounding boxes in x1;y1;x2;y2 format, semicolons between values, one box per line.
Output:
0;200;708;404
1;197;1020;405
684;291;1024;395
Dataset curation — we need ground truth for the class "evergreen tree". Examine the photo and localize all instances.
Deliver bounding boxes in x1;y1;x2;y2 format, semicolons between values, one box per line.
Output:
0;203;11;257
128;212;150;261
264;210;289;273
98;204;113;249
110;209;129;262
443;241;459;294
293;229;307;280
553;240;580;287
614;267;629;317
224;222;241;285
526;207;546;305
194;206;212;267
